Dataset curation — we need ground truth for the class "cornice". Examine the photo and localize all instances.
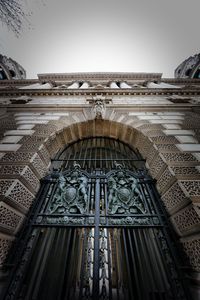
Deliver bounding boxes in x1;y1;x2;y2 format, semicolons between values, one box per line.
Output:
1;88;200;98
0;77;200;89
162;78;200;85
37;72;162;81
0;79;39;89
5;104;198;112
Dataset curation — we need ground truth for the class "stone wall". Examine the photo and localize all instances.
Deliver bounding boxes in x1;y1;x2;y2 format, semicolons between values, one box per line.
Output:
0;107;200;297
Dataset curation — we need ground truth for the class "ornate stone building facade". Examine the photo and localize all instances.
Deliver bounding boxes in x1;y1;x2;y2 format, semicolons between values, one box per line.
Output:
0;70;200;299
0;55;26;80
175;53;200;79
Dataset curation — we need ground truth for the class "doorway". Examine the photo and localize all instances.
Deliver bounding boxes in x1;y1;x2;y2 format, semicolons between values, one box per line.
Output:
3;137;189;300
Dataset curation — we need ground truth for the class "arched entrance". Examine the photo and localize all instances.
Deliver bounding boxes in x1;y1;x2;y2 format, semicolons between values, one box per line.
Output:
3;137;189;300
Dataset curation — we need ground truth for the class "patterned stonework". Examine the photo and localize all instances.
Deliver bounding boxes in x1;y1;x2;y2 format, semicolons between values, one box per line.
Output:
181;237;200;272
155;144;180;152
145;146;158;165
0;87;200;287
0;117;17;130
161;181;190;214
137;123;164;131
150;136;179;144
38;145;51;165
172;204;200;236
161;153;199;167
170;166;200;176
0;234;14;266
0;179;35;212
19;136;46;152
143;129;166;138
161;153;198;162
30;153;48;178
0;70;200;298
33;124;59;136
0;202;23;234
148;154;166;179
156;167;176;194
0;180;13;195
134;133;153;160
0;152;33;163
22;166;40;192
0;165;39;192
180;180;200;199
44;135;61;157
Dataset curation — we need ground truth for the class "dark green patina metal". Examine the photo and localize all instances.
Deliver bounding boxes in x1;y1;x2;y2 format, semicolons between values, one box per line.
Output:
2;137;190;300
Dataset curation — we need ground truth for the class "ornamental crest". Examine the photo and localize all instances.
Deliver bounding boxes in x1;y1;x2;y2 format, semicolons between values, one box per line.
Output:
48;162;88;214
107;163;146;215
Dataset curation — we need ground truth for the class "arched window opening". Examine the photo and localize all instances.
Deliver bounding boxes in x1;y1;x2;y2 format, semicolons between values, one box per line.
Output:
194;69;200;78
0;68;7;80
54;137;144;172
9;69;16;78
185;68;192;77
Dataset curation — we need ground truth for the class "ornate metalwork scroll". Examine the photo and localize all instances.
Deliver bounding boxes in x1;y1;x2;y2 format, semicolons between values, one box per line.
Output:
107;162;146;215
3;138;189;300
48;162;88;214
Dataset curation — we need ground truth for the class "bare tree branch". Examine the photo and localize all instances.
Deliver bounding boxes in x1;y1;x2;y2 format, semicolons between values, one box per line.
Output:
0;0;31;36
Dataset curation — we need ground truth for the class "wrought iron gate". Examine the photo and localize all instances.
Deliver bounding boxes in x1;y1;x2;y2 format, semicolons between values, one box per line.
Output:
3;138;189;300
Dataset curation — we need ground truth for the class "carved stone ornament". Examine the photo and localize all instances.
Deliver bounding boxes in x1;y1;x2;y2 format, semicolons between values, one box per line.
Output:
48;162;88;214
107;163;146;214
10;95;32;104
87;95;112;119
92;97;106;119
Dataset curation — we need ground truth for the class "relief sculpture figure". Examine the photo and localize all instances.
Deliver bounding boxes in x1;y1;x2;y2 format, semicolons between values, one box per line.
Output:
108;168;146;214
49;163;88;214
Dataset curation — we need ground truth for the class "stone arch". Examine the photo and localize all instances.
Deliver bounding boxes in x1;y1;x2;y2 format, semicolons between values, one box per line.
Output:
0;118;200;278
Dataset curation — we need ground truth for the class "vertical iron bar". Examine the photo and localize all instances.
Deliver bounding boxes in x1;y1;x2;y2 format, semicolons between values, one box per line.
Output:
108;139;114;169
137;229;156;300
42;181;58;214
83;138;89;171
94;138;97;170
112;231;120;300
92;177;100;299
122;229;134;300
71;142;76;168
65;228;78;299
106;229;113;300
26;227;54;299
33;180;53;215
79;228;88;300
127;229;141;300
104;138;108;170
89;138;93;172
99;139;102;170
137;181;151;215
78;139;84;167
131;229;146;300
65;144;72;169
56;228;73;300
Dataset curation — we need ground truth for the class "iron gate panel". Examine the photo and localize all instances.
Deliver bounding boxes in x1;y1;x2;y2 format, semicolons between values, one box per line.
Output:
2;138;189;300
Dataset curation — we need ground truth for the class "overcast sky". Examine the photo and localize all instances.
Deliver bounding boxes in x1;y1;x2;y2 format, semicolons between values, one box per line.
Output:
0;0;199;79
